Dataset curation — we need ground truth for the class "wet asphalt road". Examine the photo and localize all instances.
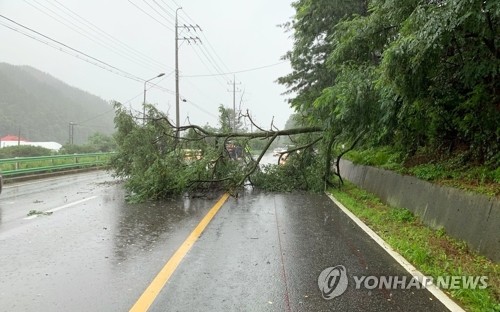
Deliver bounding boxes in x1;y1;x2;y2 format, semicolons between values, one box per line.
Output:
151;191;449;312
0;172;219;311
0;171;451;311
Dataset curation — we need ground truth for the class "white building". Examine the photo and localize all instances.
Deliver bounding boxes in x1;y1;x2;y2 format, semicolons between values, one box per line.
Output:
0;135;62;151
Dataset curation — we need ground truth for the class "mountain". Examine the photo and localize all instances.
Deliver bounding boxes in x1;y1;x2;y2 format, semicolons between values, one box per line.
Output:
0;63;115;145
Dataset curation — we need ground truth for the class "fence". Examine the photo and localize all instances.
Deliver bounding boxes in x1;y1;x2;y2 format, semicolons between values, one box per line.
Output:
0;153;113;177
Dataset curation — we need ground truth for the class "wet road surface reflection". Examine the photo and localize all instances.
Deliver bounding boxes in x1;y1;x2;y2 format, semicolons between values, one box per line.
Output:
0;172;450;312
150;190;449;312
0;172;219;312
113;195;216;263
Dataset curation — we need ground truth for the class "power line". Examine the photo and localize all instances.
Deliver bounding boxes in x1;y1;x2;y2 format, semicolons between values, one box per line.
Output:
145;71;175;94
196;44;229;80
77;72;175;126
0;14;145;82
127;0;173;31
177;14;230;80
190;45;227;89
141;0;175;26
173;5;233;76
50;0;170;69
152;2;243;97
153;1;233;80
173;23;228;87
125;75;219;122
158;0;179;16
77;107;115;125
152;0;175;20
174;9;204;137
121;71;174;105
170;0;182;8
228;75;242;131
182;61;287;77
200;38;232;73
24;0;164;73
0;13;175;96
146;2;249;127
183;79;221;110
183;98;218;120
0;18;142;83
146;0;176;22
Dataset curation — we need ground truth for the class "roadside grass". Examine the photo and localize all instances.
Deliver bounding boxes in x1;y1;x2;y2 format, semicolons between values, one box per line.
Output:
344;147;500;197
329;183;500;312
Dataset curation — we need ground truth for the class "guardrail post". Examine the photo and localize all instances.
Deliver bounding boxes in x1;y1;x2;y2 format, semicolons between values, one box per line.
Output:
15;157;19;170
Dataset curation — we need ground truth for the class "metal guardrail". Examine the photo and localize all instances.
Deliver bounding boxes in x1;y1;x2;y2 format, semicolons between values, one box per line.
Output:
0;153;114;177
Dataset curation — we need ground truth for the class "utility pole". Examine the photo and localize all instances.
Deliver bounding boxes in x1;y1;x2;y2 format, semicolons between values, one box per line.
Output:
232;77;236;130
175;8;180;139
68;122;75;145
175;8;201;139
227;75;241;132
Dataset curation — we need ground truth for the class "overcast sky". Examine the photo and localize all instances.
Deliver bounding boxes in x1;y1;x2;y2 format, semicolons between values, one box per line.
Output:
0;0;296;129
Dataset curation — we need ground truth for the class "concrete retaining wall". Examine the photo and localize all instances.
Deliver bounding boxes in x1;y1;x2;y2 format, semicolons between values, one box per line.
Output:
339;159;500;262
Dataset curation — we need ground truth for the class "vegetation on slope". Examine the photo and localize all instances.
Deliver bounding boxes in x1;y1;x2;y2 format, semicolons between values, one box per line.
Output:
0;63;115;144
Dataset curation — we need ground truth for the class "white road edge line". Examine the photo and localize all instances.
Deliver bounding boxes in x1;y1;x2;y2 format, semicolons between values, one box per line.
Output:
326;193;465;312
24;196;98;220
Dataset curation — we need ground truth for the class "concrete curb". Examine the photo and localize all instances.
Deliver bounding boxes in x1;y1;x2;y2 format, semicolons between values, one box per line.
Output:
326;192;466;312
338;159;500;262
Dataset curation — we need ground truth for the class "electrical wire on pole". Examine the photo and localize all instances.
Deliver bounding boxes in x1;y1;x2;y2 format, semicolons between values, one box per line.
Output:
175;7;201;139
227;75;241;132
0;14;144;83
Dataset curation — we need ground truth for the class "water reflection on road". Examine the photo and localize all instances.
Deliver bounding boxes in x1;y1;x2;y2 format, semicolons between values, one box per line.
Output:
0;172;220;312
112;195;215;263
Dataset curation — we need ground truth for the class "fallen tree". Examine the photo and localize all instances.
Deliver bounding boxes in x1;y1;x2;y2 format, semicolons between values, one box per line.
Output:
109;103;361;201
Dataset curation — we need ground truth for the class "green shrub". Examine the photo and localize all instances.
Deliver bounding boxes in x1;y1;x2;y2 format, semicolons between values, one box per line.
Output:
0;145;53;158
409;164;447;181
389;208;416;223
491;167;500;184
345;147;402;168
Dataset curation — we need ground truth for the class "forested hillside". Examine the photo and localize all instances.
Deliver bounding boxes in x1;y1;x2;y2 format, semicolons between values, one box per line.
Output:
0;63;115;144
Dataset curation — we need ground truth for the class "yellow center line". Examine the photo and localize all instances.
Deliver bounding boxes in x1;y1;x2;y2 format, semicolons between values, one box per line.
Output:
129;193;230;312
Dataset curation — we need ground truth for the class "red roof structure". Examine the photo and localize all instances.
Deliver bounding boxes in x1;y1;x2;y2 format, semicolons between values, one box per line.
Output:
0;135;29;142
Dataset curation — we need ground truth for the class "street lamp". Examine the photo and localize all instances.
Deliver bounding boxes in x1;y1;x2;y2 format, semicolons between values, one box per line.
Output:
143;73;165;124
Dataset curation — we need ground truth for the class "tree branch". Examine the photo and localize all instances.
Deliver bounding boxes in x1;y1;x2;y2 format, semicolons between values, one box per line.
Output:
236;131;280;188
243;109;267;132
334;132;365;186
277;136;323;164
324;135;337;188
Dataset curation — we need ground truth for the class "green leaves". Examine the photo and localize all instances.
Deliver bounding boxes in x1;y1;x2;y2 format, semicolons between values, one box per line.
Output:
278;0;368;116
110;103;299;200
280;0;499;164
